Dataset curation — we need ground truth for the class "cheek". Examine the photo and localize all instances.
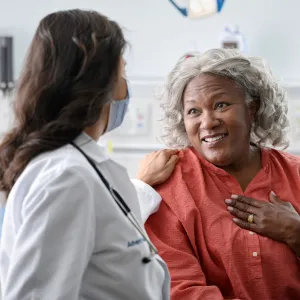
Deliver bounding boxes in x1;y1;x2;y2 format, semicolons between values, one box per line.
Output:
102;104;110;124
184;117;199;137
225;110;252;134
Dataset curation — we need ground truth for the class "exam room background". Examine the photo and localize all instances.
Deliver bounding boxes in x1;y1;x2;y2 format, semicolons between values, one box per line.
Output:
0;0;300;179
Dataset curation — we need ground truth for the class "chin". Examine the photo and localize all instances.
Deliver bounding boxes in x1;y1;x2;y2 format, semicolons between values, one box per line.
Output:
203;152;232;167
211;159;231;167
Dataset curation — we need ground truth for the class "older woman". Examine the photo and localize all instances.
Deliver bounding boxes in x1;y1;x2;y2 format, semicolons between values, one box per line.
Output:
142;49;300;300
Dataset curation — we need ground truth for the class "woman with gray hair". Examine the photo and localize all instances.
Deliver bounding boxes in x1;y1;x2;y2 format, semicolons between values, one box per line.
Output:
141;48;300;299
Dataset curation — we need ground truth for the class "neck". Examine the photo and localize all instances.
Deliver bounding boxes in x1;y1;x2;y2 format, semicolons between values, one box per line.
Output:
84;119;106;141
84;105;110;141
224;145;260;173
223;145;262;191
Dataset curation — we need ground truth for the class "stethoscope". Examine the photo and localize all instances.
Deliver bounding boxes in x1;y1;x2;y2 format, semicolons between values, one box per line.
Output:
71;142;158;264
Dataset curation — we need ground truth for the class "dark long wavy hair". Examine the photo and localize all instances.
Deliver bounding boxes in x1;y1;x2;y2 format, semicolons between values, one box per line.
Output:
0;9;126;197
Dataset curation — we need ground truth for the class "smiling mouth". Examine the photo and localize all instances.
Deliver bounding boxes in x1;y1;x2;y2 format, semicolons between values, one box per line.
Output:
202;134;228;143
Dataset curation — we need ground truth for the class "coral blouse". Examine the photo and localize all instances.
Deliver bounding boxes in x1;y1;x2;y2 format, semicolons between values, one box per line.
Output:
145;147;300;300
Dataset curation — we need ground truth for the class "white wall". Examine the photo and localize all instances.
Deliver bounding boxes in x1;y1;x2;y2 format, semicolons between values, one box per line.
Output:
0;0;300;80
0;93;13;138
1;0;300;177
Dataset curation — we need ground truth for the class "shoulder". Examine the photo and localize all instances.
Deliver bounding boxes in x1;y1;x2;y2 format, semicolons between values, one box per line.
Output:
13;145;99;199
33;144;96;175
6;145;99;227
171;147;202;177
156;147;203;186
263;148;300;180
154;147;202;210
266;147;300;167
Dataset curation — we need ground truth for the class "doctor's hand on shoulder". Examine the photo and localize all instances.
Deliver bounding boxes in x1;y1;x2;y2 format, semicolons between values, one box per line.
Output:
137;149;179;187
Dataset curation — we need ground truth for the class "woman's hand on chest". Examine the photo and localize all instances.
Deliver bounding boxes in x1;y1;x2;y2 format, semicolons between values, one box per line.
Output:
224;192;300;255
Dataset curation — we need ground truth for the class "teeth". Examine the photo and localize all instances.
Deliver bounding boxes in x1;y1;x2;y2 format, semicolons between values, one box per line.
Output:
204;134;225;143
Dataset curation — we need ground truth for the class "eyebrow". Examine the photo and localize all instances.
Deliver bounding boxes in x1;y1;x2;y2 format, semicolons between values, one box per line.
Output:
184;92;231;103
184;100;199;106
184;99;197;103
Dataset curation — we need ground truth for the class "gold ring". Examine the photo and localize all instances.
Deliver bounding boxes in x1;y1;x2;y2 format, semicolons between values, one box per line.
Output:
247;214;254;224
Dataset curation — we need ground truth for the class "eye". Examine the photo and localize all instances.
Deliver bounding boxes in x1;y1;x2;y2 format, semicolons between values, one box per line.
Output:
187;108;200;115
215;102;230;110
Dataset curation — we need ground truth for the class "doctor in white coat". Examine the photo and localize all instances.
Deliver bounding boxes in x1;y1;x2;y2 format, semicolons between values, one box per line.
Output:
0;9;178;300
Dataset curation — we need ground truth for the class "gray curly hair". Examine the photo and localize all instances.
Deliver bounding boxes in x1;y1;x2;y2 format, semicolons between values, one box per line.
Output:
158;48;289;149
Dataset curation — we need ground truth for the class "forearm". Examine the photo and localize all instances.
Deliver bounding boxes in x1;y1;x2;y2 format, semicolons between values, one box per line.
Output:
131;179;162;224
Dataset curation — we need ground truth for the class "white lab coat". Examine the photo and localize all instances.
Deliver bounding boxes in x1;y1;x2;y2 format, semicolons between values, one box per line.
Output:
0;132;170;300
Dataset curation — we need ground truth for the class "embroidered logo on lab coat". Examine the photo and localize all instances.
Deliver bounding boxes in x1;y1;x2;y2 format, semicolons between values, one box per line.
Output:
127;237;146;248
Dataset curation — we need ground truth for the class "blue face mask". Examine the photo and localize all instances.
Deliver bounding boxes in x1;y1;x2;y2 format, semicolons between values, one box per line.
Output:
105;82;130;133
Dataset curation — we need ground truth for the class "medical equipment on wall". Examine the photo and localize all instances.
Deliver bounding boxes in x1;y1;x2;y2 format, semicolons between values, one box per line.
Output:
219;25;247;52
111;101;151;136
168;0;226;19
0;36;14;95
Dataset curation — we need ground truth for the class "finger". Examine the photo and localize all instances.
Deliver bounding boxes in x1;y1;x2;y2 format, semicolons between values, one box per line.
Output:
145;151;156;158
227;206;250;221
149;150;161;159
225;198;257;214
226;202;258;218
269;191;282;204
231;194;263;208
166;154;179;167
162;149;179;157
232;218;260;232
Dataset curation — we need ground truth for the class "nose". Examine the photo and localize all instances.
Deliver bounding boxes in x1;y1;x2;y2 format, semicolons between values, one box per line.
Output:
200;111;220;130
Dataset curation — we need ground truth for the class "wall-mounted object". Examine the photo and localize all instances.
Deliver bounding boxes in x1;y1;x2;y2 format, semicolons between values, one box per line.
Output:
0;36;14;95
112;102;152;137
168;0;226;19
219;25;247;53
